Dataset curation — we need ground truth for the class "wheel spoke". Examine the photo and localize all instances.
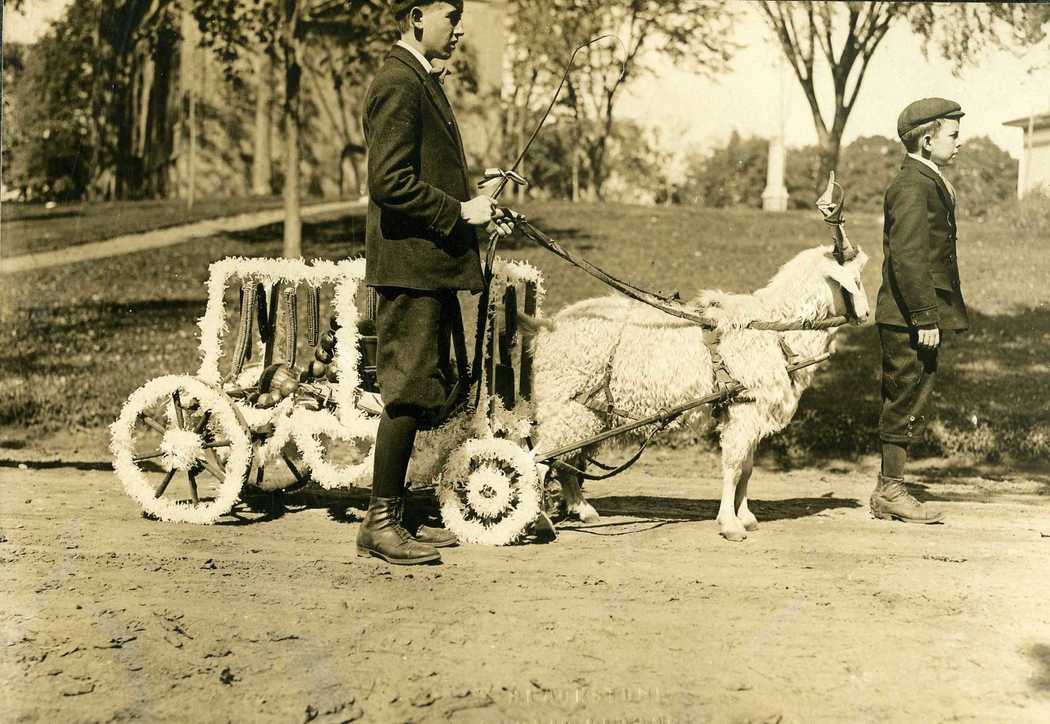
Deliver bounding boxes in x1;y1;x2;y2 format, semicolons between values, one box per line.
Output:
193;410;212;435
187;470;200;505
200;457;226;482
133;449;165;463
155;469;177;498
138;413;167;436
172;391;186;429
282;453;307;485
206;445;224;465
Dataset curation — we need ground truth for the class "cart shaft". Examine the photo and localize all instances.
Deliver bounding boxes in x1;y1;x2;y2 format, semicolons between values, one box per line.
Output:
533;353;830;464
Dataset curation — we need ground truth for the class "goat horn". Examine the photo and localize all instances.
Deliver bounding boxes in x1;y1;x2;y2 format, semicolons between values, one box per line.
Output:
816;171;853;263
816;171;845;225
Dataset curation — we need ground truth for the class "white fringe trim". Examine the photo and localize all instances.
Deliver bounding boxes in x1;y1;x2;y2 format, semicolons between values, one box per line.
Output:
197;256;367;429
438;437;540;546
293;409;378;489
193;256;373;483
110;375;252;524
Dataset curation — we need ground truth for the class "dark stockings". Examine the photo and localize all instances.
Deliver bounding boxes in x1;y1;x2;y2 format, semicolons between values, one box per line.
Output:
880;442;907;479
370;410;419;501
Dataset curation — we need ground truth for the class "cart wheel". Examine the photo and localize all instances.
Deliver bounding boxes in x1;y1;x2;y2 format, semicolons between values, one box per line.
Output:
438;438;541;545
111;375;252;524
293;409;377;489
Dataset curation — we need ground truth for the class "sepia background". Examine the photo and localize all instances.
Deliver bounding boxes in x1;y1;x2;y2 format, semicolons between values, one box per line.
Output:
3;2;1050;722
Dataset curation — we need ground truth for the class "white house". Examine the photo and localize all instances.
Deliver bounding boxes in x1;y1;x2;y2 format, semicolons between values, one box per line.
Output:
1004;111;1050;198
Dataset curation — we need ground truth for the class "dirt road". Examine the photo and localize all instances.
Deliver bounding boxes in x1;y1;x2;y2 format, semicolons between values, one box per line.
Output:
3;448;1050;723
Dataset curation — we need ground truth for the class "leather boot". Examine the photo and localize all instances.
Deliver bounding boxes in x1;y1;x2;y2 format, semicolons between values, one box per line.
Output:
412;523;459;548
397;499;458;548
356;497;441;565
870;474;945;524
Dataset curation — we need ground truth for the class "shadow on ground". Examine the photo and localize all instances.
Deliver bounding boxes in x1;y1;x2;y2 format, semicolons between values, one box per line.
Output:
903;474;1050;505
588;494;860;523
1026;643;1050;693
225;211;367;248
222;484;860;535
768;306;1050;469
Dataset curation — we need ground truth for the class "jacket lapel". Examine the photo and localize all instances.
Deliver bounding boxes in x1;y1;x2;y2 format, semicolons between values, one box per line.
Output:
388;45;461;149
904;156;956;227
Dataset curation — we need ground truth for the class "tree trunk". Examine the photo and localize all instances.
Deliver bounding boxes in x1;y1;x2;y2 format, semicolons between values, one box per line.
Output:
282;2;302;259
571;151;579;203
589;141;606;202
252;53;273;196
187;77;196;209
817;133;842;195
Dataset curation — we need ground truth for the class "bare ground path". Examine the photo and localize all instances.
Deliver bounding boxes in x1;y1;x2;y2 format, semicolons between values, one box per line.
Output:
0;200;363;275
3;448;1050;723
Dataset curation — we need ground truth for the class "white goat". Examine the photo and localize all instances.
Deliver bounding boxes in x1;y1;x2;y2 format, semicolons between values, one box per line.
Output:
529;244;870;541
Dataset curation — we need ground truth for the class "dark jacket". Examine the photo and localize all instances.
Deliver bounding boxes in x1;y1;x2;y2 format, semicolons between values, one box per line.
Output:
875;156;968;331
363;44;482;292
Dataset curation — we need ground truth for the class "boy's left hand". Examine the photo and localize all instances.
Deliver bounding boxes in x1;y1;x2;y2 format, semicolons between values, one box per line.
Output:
487;206;515;238
917;326;940;349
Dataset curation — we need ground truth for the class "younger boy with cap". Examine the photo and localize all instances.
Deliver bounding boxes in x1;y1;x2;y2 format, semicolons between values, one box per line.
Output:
357;0;513;565
871;97;968;523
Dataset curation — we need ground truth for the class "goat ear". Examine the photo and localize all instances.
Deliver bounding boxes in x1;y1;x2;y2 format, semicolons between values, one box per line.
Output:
825;262;861;297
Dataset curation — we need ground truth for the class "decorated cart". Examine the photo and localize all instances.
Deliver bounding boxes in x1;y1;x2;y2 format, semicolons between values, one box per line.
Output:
111;255;550;544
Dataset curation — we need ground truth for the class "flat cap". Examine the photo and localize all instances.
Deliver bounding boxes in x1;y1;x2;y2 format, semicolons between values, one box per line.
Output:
391;0;463;18
897;98;964;138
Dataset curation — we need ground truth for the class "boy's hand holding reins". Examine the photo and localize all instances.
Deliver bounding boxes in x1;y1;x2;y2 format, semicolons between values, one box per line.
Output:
461;195;515;237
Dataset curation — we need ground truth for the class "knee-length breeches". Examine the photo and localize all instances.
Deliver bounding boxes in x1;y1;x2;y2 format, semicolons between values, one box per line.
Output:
878;324;939;445
373;286;464;427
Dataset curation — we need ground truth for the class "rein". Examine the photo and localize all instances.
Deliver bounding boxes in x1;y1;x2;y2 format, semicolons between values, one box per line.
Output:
515;218;851;332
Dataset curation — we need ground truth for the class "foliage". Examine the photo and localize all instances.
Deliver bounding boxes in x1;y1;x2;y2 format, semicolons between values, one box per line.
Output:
519;122;588;200
680;132;768;208
784;143;822;211
2;2;100;199
759;1;903;186
514;118;678;204
1;1;189;199
688;132;1017;215
759;1;1049;190
985;189;1050;237
950;136;1018;217
836;136;902;212
187;0;394;256
603;122;680;205
503;0;737;201
908;2;1050;71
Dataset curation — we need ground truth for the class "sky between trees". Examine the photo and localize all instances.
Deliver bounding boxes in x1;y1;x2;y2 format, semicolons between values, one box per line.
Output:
619;3;1049;165
9;0;1049;161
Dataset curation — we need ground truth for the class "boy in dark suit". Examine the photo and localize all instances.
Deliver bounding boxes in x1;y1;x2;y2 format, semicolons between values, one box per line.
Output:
871;98;968;524
357;0;513;565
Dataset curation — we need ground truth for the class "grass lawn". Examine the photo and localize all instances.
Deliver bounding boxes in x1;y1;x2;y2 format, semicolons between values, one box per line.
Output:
1;200;1047;464
0;195;303;258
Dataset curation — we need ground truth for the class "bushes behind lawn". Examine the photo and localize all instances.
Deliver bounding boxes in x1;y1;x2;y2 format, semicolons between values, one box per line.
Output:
2;200;1047;465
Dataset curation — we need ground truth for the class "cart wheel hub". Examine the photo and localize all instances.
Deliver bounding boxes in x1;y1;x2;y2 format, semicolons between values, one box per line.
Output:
160;429;206;471
465;464;514;519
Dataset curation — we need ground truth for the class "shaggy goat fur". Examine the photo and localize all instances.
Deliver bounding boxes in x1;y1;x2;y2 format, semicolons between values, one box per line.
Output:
530;245;869;540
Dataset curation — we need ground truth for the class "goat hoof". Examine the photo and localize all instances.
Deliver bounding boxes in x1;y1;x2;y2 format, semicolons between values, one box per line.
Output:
569;501;600;523
717;516;748;542
738;511;759;531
